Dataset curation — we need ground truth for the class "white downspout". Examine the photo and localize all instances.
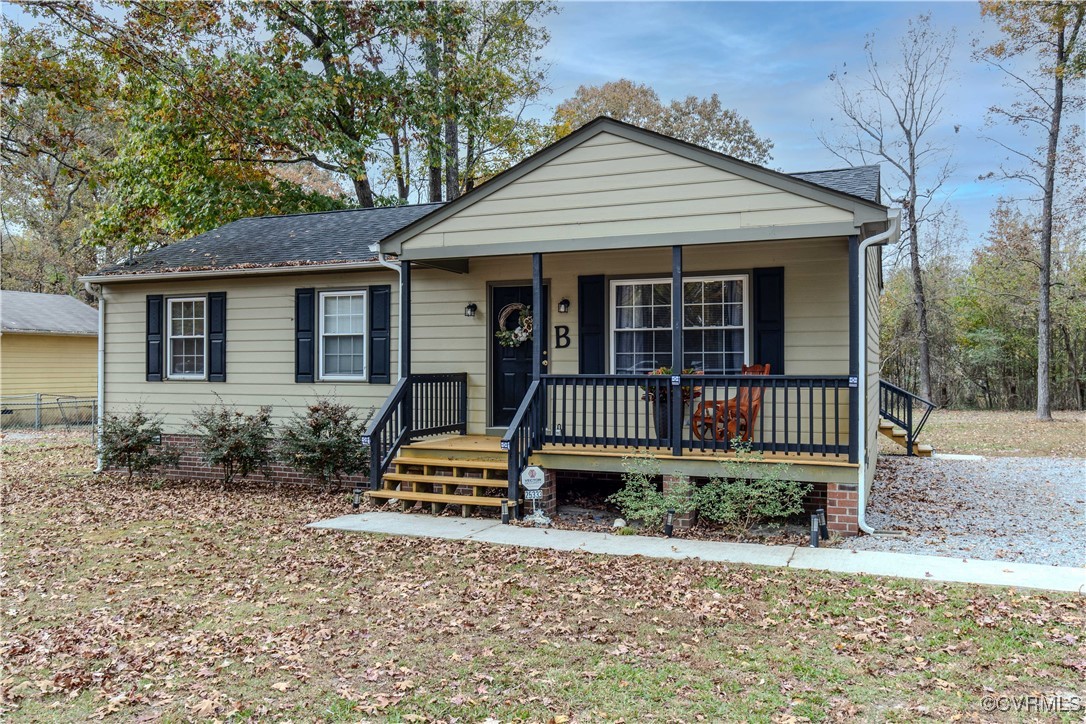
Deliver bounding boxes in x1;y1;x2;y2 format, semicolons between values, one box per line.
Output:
856;210;900;535
84;281;105;473
370;244;404;379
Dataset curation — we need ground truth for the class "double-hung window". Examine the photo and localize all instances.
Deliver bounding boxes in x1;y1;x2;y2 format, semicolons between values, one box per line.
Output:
318;290;367;381
167;297;207;379
611;275;748;374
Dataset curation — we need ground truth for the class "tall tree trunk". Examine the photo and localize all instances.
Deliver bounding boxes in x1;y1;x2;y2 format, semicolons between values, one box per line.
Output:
423;8;443;203
465;129;476;192
1035;25;1065;421
443;30;460;201
352;175;374;208
907;197;933;402
391;131;408;202
444;118;459;200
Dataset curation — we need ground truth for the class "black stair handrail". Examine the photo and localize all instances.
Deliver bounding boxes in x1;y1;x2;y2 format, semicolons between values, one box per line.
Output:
879;380;935;455
500;379;542;514
362;373;469;490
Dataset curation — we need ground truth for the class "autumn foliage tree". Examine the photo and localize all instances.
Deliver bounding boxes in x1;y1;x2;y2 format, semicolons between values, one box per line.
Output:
553;79;773;164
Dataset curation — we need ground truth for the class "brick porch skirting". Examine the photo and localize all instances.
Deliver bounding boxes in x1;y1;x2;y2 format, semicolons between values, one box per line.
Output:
111;433;370;489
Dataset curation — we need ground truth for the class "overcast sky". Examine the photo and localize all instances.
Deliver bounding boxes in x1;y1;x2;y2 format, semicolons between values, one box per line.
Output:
533;1;1049;251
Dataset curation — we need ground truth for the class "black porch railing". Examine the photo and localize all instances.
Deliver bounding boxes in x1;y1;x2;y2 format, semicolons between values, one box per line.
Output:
500;379;543;508
878;380;935;456
538;374;851;456
362;373;468;489
501;373;852;494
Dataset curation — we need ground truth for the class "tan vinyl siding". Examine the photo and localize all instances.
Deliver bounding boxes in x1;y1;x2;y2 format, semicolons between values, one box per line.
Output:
101;269;398;433
0;332;98;397
405;133;855;252
410;238;852;440
865;245;881;493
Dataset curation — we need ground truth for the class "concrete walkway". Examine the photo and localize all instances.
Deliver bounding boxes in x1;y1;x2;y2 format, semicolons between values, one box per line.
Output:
310;512;1086;594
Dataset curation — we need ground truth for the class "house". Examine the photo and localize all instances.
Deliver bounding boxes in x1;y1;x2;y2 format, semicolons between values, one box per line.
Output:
82;118;934;534
0;290;100;427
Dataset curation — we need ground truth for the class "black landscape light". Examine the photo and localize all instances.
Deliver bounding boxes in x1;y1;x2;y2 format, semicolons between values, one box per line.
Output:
352;487;362;510
817;508;829;540
664;510;675;537
809;514;820;547
501;499;510;524
464;302;478;318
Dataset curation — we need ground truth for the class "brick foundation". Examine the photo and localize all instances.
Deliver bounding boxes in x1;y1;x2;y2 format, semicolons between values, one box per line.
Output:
523;468;557;519
823;483;859;536
662;474;695;530
121;433;369;490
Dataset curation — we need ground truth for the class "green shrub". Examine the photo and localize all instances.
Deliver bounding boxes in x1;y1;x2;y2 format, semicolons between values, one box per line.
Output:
278;397;372;492
191;403;274;488
695;439;811;536
100;407;178;481
608;454;696;532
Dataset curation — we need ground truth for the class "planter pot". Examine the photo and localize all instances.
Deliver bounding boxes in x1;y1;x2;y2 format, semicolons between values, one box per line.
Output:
652;399;687;440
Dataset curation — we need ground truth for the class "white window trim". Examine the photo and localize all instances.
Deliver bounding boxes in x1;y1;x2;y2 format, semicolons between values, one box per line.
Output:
318;290;368;382
166;296;208;381
608;274;751;374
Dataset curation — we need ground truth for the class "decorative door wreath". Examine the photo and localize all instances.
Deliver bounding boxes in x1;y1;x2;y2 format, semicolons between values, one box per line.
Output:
495;302;534;347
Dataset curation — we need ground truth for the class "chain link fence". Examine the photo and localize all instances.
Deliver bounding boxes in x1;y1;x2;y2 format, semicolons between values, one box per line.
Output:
1;394;98;431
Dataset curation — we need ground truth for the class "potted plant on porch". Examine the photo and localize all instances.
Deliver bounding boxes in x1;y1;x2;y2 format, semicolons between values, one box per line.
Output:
641;367;703;440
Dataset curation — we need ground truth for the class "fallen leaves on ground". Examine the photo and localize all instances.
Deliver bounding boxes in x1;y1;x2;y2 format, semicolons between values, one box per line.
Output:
2;433;1084;722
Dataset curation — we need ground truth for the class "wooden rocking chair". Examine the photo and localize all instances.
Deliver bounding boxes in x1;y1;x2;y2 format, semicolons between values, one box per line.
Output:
691;364;771;442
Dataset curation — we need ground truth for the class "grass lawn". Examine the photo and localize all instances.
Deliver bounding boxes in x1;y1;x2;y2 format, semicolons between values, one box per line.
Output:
884;409;1085;458
2;434;1084;722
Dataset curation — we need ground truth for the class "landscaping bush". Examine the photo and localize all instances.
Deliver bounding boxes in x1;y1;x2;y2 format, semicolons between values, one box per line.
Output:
278;397;372;491
695;439;810;536
190;403;274;488
608;454;696;532
100;406;178;481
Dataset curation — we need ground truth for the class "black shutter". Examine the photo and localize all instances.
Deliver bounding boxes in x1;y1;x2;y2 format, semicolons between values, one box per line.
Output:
295;288;316;383
752;267;785;373
368;285;392;384
207;292;227;382
146;295;164;381
578;274;606;374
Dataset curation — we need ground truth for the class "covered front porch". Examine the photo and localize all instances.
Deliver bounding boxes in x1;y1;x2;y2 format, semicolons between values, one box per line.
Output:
362;236;867;516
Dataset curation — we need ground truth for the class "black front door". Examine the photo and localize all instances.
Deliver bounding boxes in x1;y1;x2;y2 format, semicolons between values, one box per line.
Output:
491;284;547;428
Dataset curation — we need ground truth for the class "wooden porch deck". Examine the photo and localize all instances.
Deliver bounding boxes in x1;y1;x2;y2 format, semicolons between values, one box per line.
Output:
406;434;856;468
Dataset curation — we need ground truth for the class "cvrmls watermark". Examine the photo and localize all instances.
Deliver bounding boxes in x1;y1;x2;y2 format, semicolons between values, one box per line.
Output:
981;694;1082;713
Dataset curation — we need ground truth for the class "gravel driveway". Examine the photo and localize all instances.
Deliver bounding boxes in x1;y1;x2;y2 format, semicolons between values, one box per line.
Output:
844;455;1085;568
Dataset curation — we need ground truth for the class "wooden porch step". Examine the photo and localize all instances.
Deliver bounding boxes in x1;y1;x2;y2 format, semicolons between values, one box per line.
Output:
879;417;933;457
392;455;508;471
383;472;507;488
914;443;934;457
366;489;509;507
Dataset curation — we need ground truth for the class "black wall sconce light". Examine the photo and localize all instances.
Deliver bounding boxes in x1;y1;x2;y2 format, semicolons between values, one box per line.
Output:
558;298;570;314
464;302;478;318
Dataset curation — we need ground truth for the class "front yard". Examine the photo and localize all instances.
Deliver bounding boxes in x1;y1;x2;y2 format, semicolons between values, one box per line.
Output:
2;434;1084;722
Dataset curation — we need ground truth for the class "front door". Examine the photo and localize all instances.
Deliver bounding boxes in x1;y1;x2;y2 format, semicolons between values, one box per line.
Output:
491;284;547;428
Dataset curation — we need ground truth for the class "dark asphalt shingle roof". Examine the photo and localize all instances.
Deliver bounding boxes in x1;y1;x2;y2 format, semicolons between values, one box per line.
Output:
93;203;445;276
91;162;882;278
789;165;881;204
1;290;98;335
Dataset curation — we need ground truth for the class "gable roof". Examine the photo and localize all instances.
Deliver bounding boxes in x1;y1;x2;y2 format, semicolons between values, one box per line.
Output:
1;290;98;335
381;117;889;257
88;203;444;279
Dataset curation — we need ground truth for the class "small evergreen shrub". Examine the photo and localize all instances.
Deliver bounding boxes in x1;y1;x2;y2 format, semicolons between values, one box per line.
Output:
278;397;372;491
100;407;178;481
608;454;696;532
191;403;274;488
695;439;811;537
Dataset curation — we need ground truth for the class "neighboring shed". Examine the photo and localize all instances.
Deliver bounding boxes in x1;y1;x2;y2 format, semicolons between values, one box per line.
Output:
1;291;99;406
